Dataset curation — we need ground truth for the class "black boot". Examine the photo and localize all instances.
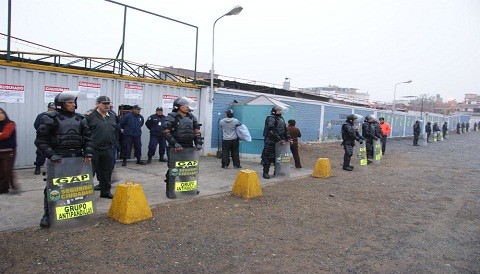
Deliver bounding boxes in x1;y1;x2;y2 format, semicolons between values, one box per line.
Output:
122;160;127;166
136;158;147;165
262;164;270;179
40;191;50;228
34;165;41;175
159;156;168;162
147;157;152;164
343;156;354;171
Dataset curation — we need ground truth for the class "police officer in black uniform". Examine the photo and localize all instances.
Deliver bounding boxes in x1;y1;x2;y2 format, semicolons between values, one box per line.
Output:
261;105;292;179
35;91;94;228
425;121;432;142
442;121;448;139
162;97;202;199
341;114;364;171
146;107;168;164
85;95;116;199
362;115;377;162
33;102;55;175
413;120;421;146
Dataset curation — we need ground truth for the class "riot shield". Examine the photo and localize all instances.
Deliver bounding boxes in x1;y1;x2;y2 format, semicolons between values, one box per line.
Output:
274;142;291;179
421;133;427;146
168;147;199;199
373;139;382;165
438;132;443;142
46;157;96;229
433;132;438;142
354;141;368;171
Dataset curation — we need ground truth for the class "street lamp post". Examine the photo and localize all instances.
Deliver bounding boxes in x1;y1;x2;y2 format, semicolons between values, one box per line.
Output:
210;6;243;102
393;80;412;112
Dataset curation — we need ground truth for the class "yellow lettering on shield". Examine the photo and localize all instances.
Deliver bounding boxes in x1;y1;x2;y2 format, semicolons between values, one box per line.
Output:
52;174;90;185
175;161;198;168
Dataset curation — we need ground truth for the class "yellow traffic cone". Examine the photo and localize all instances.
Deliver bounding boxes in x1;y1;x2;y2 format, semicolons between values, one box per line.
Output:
312;158;333;178
108;181;153;224
231;169;263;199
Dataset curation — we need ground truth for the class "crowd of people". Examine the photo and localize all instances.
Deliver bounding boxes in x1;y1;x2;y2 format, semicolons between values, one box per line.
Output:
1;91;477;229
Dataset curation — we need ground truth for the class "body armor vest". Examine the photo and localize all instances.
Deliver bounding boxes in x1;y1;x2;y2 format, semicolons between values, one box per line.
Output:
52;114;84;149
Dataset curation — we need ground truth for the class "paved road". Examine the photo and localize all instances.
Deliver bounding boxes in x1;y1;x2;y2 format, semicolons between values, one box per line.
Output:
0;154;312;232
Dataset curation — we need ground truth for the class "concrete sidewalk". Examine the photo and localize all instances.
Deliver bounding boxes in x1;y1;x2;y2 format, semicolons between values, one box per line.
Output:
0;155;313;232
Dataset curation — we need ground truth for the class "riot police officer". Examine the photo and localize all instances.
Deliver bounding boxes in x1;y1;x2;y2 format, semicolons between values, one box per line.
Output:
413;120;421;146
341;114;364;171
362;115;377;161
261;105;291;179
33;102;55;175
35;91;94;228
425;122;432;142
162;97;202;199
442;122;448;139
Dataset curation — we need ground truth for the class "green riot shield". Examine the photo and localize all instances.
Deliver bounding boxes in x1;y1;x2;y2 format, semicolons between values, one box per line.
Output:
438;132;443;141
433;132;438;142
46;157;96;230
355;141;368;171
168;147;199;199
373;139;382;165
274;142;291;179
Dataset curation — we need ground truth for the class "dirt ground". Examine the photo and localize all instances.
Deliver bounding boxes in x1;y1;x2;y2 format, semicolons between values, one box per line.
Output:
1;132;479;273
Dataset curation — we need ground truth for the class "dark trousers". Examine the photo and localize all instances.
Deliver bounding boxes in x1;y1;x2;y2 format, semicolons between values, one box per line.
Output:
290;141;301;168
426;132;431;142
221;138;240;167
111;146;118;170
0;149;16;191
122;135;142;161
343;144;353;167
93;148;113;195
413;134;419;145
366;139;374;158
380;136;387;154
35;148;46;167
147;135;167;158
261;141;276;174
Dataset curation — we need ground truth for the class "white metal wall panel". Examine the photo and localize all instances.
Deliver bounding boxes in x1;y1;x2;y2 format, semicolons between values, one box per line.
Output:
0;64;200;168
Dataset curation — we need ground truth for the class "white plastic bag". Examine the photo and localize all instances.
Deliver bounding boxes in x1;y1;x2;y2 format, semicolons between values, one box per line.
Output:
236;124;252;141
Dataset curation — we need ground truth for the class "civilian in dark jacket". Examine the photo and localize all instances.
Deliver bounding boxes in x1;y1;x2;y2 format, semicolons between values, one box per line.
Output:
120;105;146;166
85;96;117;199
33;102;55;175
287;119;302;169
146;107;167;164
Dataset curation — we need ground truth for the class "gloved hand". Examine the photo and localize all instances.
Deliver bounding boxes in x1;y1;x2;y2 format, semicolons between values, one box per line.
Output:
173;143;183;151
50;154;62;163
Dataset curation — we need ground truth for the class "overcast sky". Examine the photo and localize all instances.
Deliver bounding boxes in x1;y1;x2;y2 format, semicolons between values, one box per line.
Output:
1;0;479;103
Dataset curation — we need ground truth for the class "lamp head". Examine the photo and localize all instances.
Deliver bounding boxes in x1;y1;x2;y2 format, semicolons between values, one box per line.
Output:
226;5;243;16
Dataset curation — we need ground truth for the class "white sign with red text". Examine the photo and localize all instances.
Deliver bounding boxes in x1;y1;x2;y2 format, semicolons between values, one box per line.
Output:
0;84;25;103
44;86;69;103
78;81;101;99
124;83;143;100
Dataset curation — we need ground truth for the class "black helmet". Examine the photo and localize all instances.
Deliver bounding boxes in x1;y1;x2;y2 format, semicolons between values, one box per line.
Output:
346;114;357;122
173;96;197;112
270;105;288;115
54;91;85;110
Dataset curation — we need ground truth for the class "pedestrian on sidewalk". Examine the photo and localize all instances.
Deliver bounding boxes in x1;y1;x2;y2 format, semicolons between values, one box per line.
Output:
378;117;391;155
120;105;146;166
219;109;242;169
145;107;168;164
287;119;302;168
33;102;55;175
0;108;18;194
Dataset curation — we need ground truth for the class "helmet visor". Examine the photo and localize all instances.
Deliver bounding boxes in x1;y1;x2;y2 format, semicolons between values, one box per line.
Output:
177;97;197;110
56;90;87;102
274;105;289;114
